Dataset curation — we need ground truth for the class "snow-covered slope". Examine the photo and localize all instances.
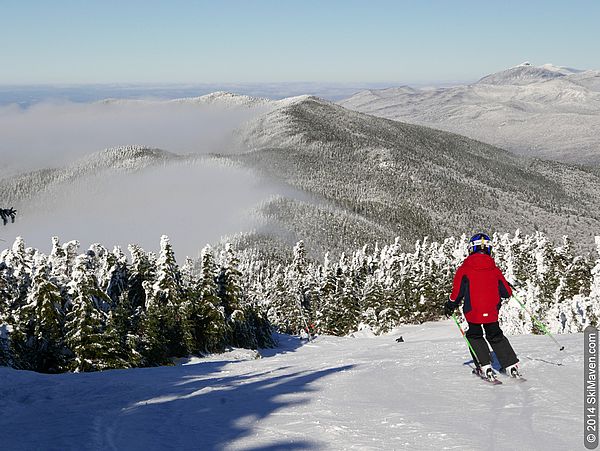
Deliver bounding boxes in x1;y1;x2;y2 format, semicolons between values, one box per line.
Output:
340;63;600;163
0;321;580;450
476;61;578;85
231;95;600;252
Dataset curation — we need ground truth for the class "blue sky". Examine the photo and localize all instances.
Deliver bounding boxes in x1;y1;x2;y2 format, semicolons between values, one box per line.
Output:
1;0;599;84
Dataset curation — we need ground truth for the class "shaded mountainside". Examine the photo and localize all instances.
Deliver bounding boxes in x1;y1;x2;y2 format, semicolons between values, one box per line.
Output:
339;63;600;163
230;96;600;253
0;146;180;205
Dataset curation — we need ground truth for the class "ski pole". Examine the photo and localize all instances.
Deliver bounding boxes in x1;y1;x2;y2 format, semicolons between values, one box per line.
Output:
451;313;480;366
510;292;565;351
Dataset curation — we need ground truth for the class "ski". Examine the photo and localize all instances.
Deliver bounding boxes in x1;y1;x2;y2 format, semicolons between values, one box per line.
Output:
506;376;527;383
472;369;503;385
499;370;527;382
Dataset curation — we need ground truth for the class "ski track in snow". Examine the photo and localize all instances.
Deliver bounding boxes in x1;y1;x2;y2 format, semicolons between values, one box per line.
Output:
0;321;582;450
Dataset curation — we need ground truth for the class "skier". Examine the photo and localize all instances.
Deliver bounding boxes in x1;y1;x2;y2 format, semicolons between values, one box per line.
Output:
444;233;521;381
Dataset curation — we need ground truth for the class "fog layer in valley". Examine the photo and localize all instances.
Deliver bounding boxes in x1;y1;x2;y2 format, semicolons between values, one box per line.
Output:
0;99;268;174
8;159;294;259
0;97;296;258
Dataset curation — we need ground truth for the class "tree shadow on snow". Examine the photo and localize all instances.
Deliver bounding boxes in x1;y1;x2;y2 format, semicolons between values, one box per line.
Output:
0;336;336;451
109;361;354;450
258;332;314;358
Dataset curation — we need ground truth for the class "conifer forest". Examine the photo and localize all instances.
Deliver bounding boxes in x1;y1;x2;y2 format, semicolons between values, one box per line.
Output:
1;230;597;373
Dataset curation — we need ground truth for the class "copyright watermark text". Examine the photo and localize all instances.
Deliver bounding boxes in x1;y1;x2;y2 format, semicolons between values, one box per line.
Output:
586;325;599;449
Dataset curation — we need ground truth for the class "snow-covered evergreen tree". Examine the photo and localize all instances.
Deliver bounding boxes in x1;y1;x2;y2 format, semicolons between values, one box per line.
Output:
140;236;186;363
266;268;304;334
127;243;154;311
1;237;33;309
11;257;65;372
64;255;114;372
217;243;243;317
103;296;141;369
99;246;130;306
270;241;315;335
190;245;227;353
150;235;184;307
585;236;600;328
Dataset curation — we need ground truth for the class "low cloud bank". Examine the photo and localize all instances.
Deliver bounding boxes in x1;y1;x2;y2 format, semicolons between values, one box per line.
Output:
7;159;295;258
0;98;267;175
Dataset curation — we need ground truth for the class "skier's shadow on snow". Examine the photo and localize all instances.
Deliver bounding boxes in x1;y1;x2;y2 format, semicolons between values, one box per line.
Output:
462;352;503;371
463;352;502;371
114;360;354;450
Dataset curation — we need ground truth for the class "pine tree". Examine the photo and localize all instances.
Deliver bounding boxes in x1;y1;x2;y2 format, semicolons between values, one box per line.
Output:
180;256;196;292
0;258;16;319
217;243;243;317
64;296;106;372
266;241;315;335
151;235;184;307
103;297;141;369
183;246;227;354
359;276;385;332
315;253;337;334
267;269;304;334
127;244;154;311
555;236;592;302
290;241;317;332
139;299;172;366
100;246;130;307
1;237;33;309
318;260;357;335
140;236;187;362
586;236;600;328
47;237;71;294
63;255;112;372
11;258;65;372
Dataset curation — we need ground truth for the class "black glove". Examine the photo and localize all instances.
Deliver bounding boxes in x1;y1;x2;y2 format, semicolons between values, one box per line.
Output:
444;300;458;317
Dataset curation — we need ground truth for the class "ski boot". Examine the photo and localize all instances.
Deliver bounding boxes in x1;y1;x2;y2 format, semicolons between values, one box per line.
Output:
475;364;499;383
505;363;522;379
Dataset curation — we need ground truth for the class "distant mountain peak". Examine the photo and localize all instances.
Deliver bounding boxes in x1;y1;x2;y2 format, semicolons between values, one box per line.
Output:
477;63;570;85
273;94;323;107
174;91;271;108
339;62;600;164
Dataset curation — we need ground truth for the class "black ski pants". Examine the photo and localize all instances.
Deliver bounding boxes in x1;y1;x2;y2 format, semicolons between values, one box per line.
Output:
466;321;518;368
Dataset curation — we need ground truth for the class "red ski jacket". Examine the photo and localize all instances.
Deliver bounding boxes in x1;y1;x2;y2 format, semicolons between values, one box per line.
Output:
449;252;512;323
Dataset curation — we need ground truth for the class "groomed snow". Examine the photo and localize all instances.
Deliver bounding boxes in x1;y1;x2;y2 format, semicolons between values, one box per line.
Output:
0;321;581;450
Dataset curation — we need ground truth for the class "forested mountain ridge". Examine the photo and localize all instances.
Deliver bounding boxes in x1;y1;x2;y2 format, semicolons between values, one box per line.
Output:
0;146;180;205
231;95;600;253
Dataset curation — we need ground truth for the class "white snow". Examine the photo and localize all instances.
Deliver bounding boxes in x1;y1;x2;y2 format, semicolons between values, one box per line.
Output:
0;321;581;450
339;63;600;163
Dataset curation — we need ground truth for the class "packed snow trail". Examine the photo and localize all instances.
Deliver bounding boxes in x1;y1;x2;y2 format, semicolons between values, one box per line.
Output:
0;320;582;450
